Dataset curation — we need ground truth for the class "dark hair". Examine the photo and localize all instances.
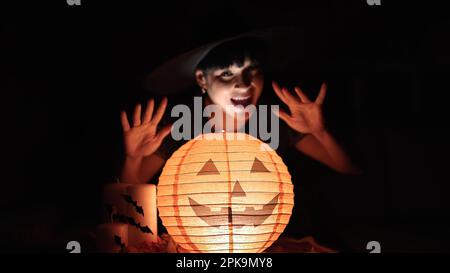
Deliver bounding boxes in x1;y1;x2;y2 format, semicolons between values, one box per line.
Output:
196;37;268;73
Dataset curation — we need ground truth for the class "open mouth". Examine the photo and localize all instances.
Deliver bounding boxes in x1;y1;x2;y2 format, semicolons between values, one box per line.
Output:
230;95;252;107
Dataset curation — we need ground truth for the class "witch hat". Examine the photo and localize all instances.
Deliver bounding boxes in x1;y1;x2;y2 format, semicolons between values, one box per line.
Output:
143;27;307;95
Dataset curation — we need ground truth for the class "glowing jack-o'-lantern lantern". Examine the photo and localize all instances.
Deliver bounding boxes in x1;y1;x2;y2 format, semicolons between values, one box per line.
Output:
157;133;294;253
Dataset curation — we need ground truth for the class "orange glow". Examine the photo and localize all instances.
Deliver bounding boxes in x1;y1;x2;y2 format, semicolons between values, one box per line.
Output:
157;133;294;253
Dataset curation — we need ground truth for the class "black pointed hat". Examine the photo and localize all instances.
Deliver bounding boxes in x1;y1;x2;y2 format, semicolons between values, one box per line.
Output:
144;27;307;95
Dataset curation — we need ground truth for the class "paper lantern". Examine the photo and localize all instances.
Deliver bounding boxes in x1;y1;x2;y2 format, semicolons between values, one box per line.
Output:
157;133;294;253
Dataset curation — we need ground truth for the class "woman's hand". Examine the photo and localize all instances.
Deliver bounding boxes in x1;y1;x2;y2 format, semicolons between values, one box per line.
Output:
120;98;171;159
272;81;327;136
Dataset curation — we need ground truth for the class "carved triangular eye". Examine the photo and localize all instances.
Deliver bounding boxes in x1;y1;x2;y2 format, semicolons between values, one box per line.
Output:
197;159;220;175
251;157;270;173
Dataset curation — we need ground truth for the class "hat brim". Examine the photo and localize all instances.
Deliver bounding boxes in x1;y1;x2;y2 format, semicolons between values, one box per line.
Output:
143;27;305;95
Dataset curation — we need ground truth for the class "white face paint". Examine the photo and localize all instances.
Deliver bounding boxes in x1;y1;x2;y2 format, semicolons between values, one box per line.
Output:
202;57;264;120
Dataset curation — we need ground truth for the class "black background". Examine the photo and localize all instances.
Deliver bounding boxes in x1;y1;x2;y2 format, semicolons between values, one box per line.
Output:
2;0;450;252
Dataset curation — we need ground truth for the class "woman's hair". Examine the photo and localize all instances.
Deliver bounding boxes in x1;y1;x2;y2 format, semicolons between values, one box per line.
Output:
196;37;268;73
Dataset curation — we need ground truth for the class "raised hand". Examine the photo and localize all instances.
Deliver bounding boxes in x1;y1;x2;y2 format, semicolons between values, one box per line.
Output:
272;81;327;135
121;98;171;159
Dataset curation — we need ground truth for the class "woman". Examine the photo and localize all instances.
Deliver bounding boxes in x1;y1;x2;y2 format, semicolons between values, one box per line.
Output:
120;36;362;186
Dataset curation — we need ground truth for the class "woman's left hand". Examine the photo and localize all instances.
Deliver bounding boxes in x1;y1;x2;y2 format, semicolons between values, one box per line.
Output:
272;81;327;135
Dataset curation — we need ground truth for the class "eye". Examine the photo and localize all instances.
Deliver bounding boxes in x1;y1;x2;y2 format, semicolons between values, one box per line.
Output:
251;157;269;173
197;159;220;175
220;70;233;78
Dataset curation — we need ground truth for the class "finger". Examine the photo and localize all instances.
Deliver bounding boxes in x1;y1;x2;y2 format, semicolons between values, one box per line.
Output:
272;107;292;125
294;86;312;103
272;81;289;105
278;109;293;125
142;99;154;124
315;82;327;105
282;87;301;104
154;124;172;145
120;111;130;132
151;97;168;125
133;104;142;127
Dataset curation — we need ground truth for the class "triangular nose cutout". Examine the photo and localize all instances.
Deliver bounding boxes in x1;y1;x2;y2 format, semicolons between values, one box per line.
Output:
197;159;220;175
232;181;246;197
251;157;270;173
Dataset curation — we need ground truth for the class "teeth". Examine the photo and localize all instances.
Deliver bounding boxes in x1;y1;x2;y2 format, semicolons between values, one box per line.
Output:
231;95;251;101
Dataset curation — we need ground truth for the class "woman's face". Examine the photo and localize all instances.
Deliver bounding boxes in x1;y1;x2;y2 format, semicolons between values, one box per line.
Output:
196;57;264;120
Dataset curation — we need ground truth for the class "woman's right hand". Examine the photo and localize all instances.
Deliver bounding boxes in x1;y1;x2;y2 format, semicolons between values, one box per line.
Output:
120;97;171;159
